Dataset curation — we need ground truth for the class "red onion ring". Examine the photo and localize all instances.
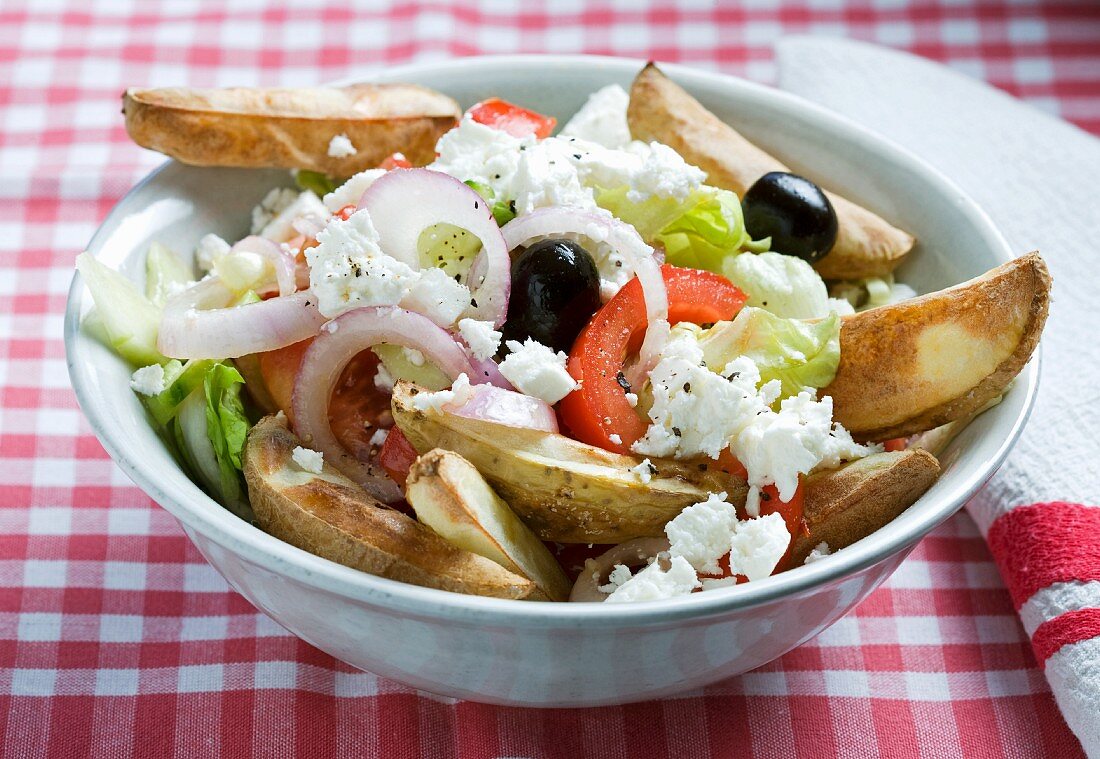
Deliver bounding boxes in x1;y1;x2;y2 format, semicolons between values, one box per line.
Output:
466;354;513;390
568;537;672;602
291;305;478;502
358;169;511;327
230;235;297;297
447;383;559;433
157;278;326;359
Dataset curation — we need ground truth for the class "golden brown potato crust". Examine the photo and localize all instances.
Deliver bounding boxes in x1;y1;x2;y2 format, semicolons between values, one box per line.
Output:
243;416;546;600
825;253;1050;441
123;84;461;175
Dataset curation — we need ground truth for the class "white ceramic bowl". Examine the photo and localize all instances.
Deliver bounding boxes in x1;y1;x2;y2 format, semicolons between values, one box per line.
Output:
65;55;1034;707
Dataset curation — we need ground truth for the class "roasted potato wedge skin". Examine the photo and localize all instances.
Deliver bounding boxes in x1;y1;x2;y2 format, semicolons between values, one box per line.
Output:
627;63;914;279
825;253;1050;441
790;449;940;564
243;416;547;600
407;450;573;601
392;383;746;544
123;84;461;174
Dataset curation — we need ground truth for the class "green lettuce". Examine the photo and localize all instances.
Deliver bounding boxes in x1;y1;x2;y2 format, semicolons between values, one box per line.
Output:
144;242;194;306
597;187;768;272
295;169;338;197
699;307;841;400
202;363;250;513
75;252;165;366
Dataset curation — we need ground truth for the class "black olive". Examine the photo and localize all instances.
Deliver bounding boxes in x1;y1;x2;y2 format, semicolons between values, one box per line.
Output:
501;238;601;353
742;171;838;264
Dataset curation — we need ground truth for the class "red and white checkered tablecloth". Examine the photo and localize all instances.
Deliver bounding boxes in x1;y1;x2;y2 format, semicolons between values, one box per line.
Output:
1;1;1097;757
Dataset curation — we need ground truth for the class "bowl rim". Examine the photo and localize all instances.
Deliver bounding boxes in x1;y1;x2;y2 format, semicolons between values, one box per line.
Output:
65;53;1036;629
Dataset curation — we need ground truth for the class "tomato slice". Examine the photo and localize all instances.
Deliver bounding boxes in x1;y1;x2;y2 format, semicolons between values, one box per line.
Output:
559;265;747;453
256;342;393;470
378;428;419;488
883;437;908;452
378;153;413;170
467;98;557;139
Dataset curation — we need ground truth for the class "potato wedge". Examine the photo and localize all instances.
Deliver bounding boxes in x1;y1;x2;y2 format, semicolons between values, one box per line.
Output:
825;253;1050;441
391;383;746;543
626;63;915;279
789;449;940;564
242;415;547;600
123;84;461;175
407;449;572;601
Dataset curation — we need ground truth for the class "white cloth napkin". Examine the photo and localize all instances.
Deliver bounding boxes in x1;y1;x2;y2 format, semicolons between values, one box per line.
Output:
776;36;1100;756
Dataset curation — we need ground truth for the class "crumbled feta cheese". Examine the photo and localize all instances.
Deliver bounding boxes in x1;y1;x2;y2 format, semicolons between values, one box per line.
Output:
291;446;324;474
259;190;327;242
194;233;231;272
609;433;623;445
624;392;639;408
498;338;577;404
633;328;877;515
727;513;789;581
369;428;389;448
322;169;386;213
402;347;426;367
306;209;417;317
430;114;705;217
129;364;165;396
410;373;474;413
458;318;502;361
561;84;632;149
402;267;470;327
374;362;395;392
665;492;736;575
598;563;634;594
327;133;357;158
630;458;656;484
604;555;700;603
804;542;832;564
250;187;299;234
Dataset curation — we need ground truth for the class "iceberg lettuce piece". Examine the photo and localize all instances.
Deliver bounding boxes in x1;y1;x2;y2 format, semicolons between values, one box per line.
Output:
698;307;841;400
202;362;251;517
722;251;830;319
597;186;767;272
75;252;165;366
145;242;194;307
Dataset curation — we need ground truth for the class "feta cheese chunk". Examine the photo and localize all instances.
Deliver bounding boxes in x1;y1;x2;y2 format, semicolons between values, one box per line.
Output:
402;267;470;327
498;338;577;404
598;563;634;594
250;187;299;235
322;169;386;213
458;318;502;361
194;233;231;273
561;84;632;149
369;428;389;448
306;209;417;317
291;446;324;474
727;513;789;581
327;133;357;158
129;364;165;396
804;542;832;564
410;373;474;413
630;458;656;484
665;492;736;575
604;555;700;603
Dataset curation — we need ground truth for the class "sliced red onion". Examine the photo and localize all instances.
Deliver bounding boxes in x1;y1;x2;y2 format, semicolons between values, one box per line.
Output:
231;235;296;297
466;354;513;389
569;537;672;602
158;278;326;359
447;383;558;433
291;305;478;502
358;169;511;327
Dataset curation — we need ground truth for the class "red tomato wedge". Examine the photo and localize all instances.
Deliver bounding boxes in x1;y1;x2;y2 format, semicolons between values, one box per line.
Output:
378;428;419;488
256;342;393;474
467;98;557;139
559;265;747;453
883;437;908;452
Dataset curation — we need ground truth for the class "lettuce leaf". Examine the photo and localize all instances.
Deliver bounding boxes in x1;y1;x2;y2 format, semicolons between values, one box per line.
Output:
203;362;250;511
698;307;841;400
75;252;165;366
722;250;830;319
597;187;768;272
295;169;339;197
145;242;194;307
